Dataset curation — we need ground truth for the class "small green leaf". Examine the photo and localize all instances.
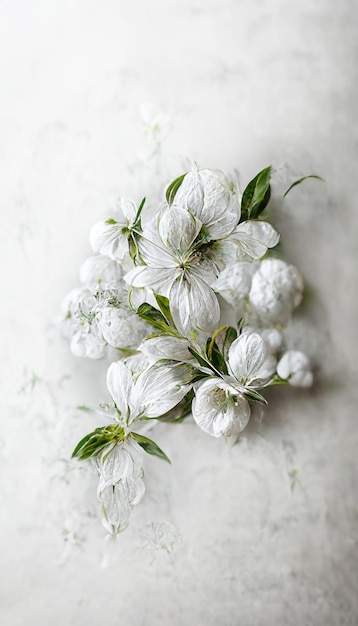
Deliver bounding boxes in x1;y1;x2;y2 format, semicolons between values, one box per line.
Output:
222;326;238;353
154;294;175;327
241;166;272;221
188;347;214;371
243;388;268;405
136;302;178;335
210;345;228;374
105;217;118;225
72;425;125;461
283;175;324;198
166;174;186;206
131;432;171;463
133;197;146;229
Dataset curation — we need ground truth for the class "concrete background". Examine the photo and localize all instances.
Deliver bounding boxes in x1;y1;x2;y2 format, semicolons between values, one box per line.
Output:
1;1;357;624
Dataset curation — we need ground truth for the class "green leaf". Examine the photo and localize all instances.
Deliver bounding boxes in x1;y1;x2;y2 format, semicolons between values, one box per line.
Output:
243;388;268;405
188;347;214;371
133;197;146;229
130;432;171;463
241;166;272;221
166;174;186;206
105;217;118;225
283;175;324;198
154;294;175;327
71;425;125;461
210;345;228;374
222;326;238;354
136;302;178;335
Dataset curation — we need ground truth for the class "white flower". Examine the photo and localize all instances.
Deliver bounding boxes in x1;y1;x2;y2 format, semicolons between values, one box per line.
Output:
173;166;240;240
80;255;123;290
213;261;257;312
140;102;172;144
70;327;107;359
192;378;251;438
90;198;138;261
228;332;276;387
125;207;220;338
192;332;275;438
277;350;313;387
60;286;91;338
61;288;106;359
107;359;192;426
249;259;304;326
98;306;148;349
96;438;145;534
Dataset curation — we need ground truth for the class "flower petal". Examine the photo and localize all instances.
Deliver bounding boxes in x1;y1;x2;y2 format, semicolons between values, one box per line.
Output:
169;273;220;338
135;362;192;418
124;266;175;295
228;221;280;259
106;361;134;422
90;221;129;261
228;332;276;386
192;378;251;437
158;207;202;253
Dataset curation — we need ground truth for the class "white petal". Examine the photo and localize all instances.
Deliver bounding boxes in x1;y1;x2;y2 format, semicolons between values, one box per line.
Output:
118;198;137;223
135;362;192;418
100;484;131;534
174;170;204;215
99;306;147;349
79;255;123;290
140;336;192;362
249;259;304;326
124;266;175;295
228;332;276;385
192;378;251;438
169;273;220;338
229;221;280;259
158;207;201;252
89;220;128;261
70;328;106;359
106;361;133;422
174;168;240;239
277;350;313;387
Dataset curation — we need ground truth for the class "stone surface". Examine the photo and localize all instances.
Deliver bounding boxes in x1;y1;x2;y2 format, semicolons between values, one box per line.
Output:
1;1;357;624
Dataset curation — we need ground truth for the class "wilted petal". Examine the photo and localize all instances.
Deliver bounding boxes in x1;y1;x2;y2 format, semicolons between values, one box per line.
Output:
228;332;276;386
192;378;251;437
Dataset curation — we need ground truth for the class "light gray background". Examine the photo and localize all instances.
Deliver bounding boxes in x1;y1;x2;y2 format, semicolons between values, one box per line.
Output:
1;1;357;624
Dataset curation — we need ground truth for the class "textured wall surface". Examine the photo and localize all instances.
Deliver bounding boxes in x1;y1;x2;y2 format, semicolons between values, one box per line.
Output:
1;1;357;624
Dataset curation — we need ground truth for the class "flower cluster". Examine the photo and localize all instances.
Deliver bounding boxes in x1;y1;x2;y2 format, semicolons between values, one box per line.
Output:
62;164;315;535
